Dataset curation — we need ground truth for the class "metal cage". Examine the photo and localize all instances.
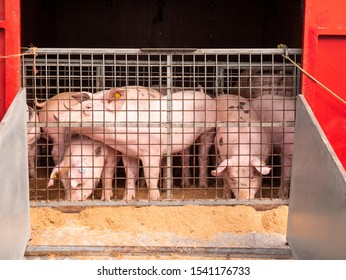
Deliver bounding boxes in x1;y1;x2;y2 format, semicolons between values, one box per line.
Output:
23;48;301;207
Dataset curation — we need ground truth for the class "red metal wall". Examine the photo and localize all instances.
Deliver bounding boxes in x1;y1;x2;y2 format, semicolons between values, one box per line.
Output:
302;0;346;169
0;0;21;121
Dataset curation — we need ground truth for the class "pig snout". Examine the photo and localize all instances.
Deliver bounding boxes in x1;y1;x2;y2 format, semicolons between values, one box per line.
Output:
69;183;92;201
211;157;270;199
213;94;272;200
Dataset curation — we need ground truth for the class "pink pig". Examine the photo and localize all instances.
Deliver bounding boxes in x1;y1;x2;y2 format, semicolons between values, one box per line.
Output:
48;135;119;201
234;69;294;98
211;94;271;199
54;87;216;201
35;91;91;165
251;94;296;198
34;86;161;165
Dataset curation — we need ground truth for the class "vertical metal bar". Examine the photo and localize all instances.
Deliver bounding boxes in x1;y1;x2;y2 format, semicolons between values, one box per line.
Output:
92;53;96;91
32;52;38;202
103;53;106;90
165;54;173;199
79;53;83;91
225;53;229;94
43;53;51;200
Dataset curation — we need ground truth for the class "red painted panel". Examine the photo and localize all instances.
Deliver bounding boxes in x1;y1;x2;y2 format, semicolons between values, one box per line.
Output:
302;0;346;169
0;0;21;121
0;29;4;116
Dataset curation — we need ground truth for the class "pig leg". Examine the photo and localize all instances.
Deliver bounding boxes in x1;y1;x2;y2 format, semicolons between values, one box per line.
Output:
101;153;118;201
181;148;192;187
197;131;215;188
50;134;66;165
277;131;294;199
141;155;161;201
161;149;191;190
223;177;233;199
121;156;139;201
138;169;147;188
214;155;233;199
161;153;184;190
50;130;72;165
161;156;169;190
28;143;37;178
278;142;293;199
50;143;59;165
140;157;166;189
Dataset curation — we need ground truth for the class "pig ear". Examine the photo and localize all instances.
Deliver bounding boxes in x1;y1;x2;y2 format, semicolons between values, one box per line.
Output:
197;85;205;93
211;158;236;176
105;88;126;102
251;157;271;175
70;179;82;190
71;91;92;103
102;88;126;111
53;113;59;122
47;166;60;187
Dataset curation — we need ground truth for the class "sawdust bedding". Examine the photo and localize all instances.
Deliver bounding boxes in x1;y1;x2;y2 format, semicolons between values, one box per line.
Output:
29;205;288;246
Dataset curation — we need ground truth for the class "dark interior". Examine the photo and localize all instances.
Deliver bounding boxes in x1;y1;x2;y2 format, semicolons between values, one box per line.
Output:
21;0;303;48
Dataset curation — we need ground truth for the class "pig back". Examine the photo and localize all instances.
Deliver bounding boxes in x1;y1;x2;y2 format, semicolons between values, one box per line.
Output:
215;94;258;123
35;92;84;123
215;94;270;160
251;94;295;143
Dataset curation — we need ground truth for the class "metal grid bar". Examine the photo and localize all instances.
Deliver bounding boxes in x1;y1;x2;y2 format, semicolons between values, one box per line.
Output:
25;245;292;259
23;48;301;206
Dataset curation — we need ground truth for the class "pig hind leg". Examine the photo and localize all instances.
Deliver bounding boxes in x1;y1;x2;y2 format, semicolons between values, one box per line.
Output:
101;153;119;201
141;156;161;201
121;156;139;201
197;131;215;189
181;147;192;187
278;143;293;199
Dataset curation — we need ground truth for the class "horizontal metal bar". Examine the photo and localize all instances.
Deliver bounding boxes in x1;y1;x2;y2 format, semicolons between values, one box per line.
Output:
141;48;198;53
27;121;295;128
25;245;292;259
23;58;300;68
31;48;302;55
30;199;289;208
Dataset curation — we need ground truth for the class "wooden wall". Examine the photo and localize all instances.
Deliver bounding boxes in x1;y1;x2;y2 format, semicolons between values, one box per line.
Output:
21;0;303;48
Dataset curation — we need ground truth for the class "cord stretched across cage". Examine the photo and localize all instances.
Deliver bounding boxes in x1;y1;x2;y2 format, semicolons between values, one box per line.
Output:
278;44;346;106
0;45;39;75
0;45;38;59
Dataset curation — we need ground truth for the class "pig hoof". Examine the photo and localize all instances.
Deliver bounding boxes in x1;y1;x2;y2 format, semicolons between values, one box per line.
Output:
277;182;290;199
149;190;161;201
102;193;113;201
123;195;136;201
198;180;208;189
222;189;232;199
122;190;136;201
181;179;191;188
138;178;146;188
277;188;289;199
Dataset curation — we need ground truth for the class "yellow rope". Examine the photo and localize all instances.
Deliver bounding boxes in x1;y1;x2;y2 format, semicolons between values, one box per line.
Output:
0;45;38;59
278;44;346;105
0;45;39;74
